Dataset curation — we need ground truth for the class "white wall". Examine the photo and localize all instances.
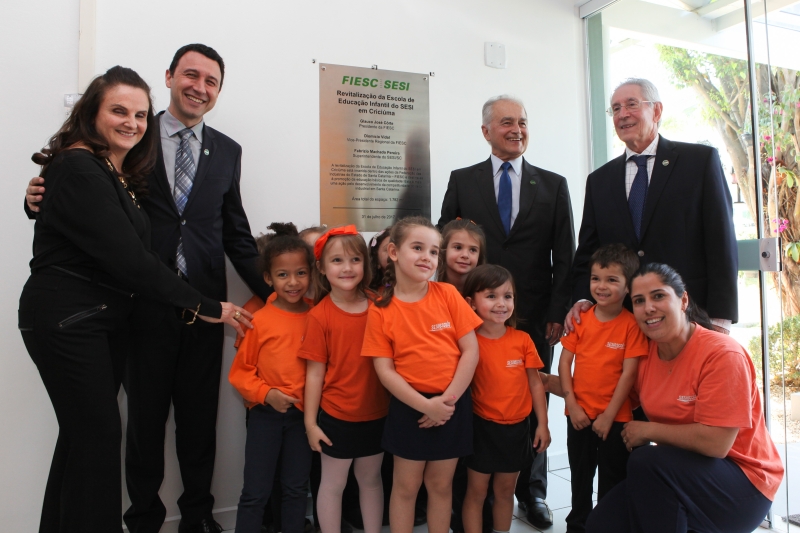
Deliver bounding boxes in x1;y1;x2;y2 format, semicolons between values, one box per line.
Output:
0;0;588;529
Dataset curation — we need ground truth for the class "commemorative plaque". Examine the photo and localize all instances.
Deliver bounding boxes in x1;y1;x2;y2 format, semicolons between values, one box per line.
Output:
319;63;431;231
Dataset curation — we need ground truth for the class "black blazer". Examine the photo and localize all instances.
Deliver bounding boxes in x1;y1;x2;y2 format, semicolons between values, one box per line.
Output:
144;113;271;305
438;157;575;345
572;136;738;322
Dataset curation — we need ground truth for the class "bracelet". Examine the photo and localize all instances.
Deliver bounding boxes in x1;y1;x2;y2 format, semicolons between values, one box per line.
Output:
181;303;201;325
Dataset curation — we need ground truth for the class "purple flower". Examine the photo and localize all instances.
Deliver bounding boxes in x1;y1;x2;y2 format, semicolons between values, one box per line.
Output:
765;135;772;140
768;157;774;163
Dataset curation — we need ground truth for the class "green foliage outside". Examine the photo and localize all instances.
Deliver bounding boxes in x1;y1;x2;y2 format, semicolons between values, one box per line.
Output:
748;315;800;388
657;45;800;316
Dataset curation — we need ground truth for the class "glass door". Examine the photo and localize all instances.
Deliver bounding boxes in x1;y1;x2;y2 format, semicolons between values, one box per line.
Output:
584;0;795;527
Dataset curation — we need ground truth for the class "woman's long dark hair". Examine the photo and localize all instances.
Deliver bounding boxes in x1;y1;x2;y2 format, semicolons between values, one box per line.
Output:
631;263;714;331
32;66;157;195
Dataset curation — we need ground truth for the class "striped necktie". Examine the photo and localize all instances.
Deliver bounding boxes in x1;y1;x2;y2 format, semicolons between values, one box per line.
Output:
174;128;196;277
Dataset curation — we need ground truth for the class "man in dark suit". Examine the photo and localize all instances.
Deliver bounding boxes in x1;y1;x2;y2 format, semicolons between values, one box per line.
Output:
26;44;271;533
439;95;575;529
566;78;737;332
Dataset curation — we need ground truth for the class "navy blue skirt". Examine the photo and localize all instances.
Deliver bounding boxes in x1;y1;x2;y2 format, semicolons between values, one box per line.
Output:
318;408;385;459
382;389;473;461
465;414;532;473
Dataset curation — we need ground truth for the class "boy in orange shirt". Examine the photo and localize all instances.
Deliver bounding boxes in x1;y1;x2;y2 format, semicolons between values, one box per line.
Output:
558;244;648;533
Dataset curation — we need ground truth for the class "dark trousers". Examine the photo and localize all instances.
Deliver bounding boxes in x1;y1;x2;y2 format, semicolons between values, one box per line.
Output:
515;344;552;504
585;445;772;533
123;305;224;532
235;405;312;533
565;419;629;533
19;273;134;533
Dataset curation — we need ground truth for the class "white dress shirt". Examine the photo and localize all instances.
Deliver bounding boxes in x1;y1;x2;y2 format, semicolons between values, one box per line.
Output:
490;154;523;229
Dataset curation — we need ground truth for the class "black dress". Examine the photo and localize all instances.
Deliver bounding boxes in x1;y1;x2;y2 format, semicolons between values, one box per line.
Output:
18;149;220;533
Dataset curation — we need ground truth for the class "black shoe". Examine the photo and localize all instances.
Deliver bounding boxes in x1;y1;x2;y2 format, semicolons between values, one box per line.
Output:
341;519;354;533
517;498;529;513
413;505;427;526
524;498;553;529
178;517;224;533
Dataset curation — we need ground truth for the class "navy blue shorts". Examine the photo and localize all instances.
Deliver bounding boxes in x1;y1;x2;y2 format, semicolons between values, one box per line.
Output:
382;389;473;461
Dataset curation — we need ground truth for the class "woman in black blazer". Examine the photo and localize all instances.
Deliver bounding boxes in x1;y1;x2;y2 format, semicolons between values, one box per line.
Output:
18;66;251;533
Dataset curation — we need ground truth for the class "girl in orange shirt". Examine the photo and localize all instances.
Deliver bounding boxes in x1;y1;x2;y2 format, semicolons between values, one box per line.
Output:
299;226;389;533
436;218;487;293
461;265;550;533
361;216;483;533
228;223;315;533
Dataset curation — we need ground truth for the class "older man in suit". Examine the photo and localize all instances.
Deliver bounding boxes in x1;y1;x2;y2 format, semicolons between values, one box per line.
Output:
439;95;575;529
26;44;271;533
566;78;737;331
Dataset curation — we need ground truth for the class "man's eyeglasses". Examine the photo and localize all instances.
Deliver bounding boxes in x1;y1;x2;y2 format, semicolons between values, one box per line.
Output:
606;100;654;117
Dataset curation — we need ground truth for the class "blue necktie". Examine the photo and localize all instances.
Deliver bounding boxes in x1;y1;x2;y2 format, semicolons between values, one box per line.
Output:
628;155;649;241
498;161;513;235
174;128;196;276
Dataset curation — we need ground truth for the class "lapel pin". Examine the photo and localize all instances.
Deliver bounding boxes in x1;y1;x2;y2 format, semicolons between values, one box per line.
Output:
204;149;210;156
662;160;669;166
530;180;536;185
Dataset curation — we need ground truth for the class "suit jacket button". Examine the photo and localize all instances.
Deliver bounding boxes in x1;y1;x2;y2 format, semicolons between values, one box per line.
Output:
637;250;644;257
181;219;186;226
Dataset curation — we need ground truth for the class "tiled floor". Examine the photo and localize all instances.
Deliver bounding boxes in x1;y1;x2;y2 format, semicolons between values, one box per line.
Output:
221;464;793;533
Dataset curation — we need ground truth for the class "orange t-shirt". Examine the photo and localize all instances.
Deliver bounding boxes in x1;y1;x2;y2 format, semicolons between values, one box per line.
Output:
561;307;648;422
297;296;389;422
233;294;268;349
361;281;483;393
472;327;543;424
637;325;784;501
228;299;310;410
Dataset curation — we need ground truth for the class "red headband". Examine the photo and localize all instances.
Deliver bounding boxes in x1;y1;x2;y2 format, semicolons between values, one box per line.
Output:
314;225;359;260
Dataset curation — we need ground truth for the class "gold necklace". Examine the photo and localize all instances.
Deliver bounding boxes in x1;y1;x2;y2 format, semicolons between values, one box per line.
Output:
105;158;140;208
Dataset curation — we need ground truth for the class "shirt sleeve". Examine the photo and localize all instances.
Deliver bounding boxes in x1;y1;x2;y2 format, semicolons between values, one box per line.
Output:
624;320;649;359
523;333;544;369
297;314;329;363
693;349;753;429
561;327;578;353
361;307;394;358
228;322;270;406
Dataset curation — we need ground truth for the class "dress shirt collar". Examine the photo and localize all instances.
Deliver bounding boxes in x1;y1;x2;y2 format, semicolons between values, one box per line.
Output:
161;109;204;143
490;154;523;176
625;134;659;160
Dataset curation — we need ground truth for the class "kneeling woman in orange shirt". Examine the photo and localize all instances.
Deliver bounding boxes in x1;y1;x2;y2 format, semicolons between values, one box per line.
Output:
583;263;784;533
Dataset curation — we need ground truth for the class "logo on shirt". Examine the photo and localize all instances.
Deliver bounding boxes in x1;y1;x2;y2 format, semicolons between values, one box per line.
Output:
506;359;524;368
430;321;451;332
605;342;625;350
677;395;697;403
